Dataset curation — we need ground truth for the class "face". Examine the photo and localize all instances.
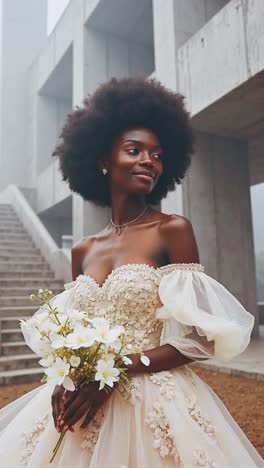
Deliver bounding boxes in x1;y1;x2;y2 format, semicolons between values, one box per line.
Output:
105;127;163;196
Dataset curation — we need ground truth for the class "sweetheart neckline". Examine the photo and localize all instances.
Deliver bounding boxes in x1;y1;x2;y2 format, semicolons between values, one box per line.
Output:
76;262;204;289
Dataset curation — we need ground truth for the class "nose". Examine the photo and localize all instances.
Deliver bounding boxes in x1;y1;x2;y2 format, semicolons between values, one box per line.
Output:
138;150;154;167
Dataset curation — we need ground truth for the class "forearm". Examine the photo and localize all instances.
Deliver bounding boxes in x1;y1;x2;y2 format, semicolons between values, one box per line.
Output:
126;344;194;375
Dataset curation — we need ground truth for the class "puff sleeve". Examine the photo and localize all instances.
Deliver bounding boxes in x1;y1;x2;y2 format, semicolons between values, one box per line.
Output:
156;265;255;362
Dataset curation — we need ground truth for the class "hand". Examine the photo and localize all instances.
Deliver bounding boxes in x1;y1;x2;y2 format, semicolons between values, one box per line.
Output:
51;384;65;431
59;381;116;431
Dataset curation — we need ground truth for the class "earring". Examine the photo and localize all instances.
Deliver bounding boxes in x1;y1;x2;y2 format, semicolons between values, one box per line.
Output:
102;168;108;175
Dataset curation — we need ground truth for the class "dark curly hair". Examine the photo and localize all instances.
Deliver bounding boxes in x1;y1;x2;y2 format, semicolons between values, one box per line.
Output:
53;76;194;207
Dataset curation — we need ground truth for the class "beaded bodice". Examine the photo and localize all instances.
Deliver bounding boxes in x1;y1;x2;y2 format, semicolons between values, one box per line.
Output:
65;263;204;353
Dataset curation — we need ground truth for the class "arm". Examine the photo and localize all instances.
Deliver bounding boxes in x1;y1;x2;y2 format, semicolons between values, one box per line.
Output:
126;215;200;375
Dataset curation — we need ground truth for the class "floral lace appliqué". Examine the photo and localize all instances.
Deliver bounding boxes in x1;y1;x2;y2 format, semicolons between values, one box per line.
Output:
149;371;178;400
80;406;105;452
192;447;218;467
20;413;49;466
187;395;216;439
145;401;178;460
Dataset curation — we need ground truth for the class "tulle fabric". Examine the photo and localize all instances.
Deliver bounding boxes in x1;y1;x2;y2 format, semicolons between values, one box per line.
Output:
157;269;255;361
0;368;263;467
0;265;262;467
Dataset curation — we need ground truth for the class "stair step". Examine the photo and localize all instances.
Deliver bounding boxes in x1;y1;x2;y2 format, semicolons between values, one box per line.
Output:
0;234;30;241
0;248;40;255
0;261;49;272
0;278;63;287
0;353;40;371
0;270;55;278
0;306;39;318
1;328;23;341
1;296;34;306
0;240;35;248
0;227;25;234
0;316;31;329
1;341;32;355
0;367;42;384
0;287;62;297
0;221;23;228
0;254;43;262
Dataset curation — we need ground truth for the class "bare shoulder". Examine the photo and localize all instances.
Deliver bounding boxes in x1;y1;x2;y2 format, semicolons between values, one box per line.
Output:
71;236;95;280
159;214;200;264
71;235;94;255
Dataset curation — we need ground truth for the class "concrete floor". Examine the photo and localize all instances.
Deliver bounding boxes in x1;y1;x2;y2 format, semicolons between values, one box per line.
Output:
191;326;264;380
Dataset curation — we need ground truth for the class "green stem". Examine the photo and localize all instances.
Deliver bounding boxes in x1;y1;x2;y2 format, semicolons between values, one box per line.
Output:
49;431;66;464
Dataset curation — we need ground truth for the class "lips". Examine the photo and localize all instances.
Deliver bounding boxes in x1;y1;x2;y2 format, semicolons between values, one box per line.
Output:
133;172;155;180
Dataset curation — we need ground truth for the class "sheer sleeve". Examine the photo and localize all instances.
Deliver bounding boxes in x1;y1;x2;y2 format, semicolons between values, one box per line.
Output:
156;265;255;362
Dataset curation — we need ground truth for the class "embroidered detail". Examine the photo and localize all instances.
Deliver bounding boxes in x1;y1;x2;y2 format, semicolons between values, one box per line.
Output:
150;371;178;400
192;447;218;467
159;263;204;275
74;265;163;353
187;395;216;439
145;401;177;459
80;406;105;452
118;376;142;404
20;414;49;466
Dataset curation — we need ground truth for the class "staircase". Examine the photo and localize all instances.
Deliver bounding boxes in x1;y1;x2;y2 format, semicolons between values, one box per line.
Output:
0;203;65;384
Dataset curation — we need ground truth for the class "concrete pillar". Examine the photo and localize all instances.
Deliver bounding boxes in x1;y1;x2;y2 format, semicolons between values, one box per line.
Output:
153;0;229;216
184;132;258;334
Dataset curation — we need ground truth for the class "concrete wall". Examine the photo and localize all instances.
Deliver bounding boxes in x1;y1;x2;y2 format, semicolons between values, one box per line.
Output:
37;160;71;213
0;0;47;191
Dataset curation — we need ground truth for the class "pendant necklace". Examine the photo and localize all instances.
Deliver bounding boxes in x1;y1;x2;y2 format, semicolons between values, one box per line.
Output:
110;205;149;236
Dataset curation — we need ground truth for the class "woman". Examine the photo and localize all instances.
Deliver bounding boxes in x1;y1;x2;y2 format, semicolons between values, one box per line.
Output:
0;77;263;467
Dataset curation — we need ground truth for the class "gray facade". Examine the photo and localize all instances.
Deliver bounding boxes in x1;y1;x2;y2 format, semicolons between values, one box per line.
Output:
0;0;263;334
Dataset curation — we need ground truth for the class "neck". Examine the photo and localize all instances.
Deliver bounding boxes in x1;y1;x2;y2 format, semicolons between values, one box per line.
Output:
110;195;149;225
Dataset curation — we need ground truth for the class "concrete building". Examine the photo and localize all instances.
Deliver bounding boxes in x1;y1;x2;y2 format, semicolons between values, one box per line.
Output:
0;0;263;335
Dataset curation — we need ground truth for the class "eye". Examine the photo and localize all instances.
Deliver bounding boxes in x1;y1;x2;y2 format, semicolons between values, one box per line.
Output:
152;153;162;160
126;148;140;155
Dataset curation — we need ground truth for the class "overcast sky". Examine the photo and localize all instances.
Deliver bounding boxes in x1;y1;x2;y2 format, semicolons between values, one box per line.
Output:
47;0;70;34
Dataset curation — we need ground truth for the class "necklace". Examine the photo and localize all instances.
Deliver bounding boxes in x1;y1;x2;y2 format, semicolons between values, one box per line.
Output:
110;205;149;236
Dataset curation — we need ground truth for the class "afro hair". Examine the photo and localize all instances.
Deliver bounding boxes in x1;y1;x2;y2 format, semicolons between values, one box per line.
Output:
53;76;194;207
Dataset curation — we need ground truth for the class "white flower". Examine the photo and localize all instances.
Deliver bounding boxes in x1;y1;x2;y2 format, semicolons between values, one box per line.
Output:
39;354;55;367
66;324;96;349
63;375;75;391
38;288;43;294
67;309;87;322
91;317;124;345
38;337;53;357
70;355;81;367
95;359;120;390
140;355;150;366
49;333;69;349
122;356;133;365
44;357;70;386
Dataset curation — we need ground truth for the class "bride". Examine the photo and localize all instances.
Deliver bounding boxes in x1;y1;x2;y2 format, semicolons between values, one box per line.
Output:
0;76;263;467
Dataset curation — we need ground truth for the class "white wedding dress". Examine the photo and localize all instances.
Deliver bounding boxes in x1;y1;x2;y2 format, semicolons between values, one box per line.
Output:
0;263;263;468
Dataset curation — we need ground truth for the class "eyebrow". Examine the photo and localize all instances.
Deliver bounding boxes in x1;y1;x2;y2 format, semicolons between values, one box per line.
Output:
121;139;162;150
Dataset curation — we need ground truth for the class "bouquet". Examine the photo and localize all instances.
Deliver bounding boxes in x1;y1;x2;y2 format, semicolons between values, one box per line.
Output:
20;288;150;463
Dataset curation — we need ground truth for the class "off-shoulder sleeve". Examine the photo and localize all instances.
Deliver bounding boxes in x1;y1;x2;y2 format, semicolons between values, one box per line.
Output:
156;265;255;362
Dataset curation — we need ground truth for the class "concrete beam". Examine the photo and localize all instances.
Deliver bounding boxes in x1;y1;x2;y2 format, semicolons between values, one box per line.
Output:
178;0;264;117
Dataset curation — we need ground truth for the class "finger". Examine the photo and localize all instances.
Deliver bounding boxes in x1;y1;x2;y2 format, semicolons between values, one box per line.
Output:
52;390;64;430
62;401;91;429
62;391;78;411
80;404;100;429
